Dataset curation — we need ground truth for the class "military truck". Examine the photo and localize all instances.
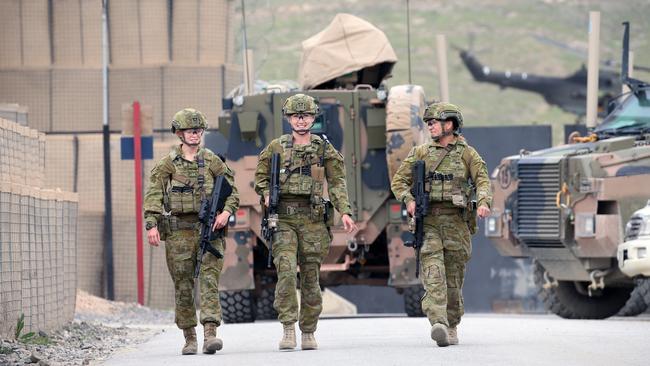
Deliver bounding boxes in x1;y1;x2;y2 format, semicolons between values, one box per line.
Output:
486;23;650;319
208;14;430;322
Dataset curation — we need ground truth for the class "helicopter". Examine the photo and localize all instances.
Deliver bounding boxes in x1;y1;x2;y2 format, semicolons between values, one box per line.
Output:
458;49;620;117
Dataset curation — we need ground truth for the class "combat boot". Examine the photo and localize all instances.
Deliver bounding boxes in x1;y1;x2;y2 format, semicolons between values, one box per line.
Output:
301;332;318;350
202;322;223;354
448;327;459;345
278;323;297;350
430;323;450;347
181;327;198;355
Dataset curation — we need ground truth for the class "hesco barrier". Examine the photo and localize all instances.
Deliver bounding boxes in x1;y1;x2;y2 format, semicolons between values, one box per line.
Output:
0;118;78;339
44;133;180;309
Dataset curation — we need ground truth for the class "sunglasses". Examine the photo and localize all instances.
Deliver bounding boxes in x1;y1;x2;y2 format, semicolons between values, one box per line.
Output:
182;128;204;135
426;119;445;126
289;113;315;120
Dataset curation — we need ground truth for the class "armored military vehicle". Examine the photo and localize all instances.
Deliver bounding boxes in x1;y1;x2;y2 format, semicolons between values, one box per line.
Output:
208;14;430;322
486;23;650;319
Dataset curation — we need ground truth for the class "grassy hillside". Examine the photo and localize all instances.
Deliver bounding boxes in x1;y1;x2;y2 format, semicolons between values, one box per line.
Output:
234;0;650;145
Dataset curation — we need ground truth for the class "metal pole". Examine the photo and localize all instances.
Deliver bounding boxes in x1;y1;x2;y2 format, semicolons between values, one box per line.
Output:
241;0;251;95
101;0;115;300
245;49;254;95
585;11;600;128
133;101;145;305
436;34;450;102
406;0;412;84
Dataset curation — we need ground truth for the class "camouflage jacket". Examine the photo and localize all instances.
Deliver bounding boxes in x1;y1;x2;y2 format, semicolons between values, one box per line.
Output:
143;145;239;228
391;137;492;208
254;134;353;216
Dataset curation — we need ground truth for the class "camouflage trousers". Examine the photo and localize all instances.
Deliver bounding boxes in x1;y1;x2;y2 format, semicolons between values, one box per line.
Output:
272;212;331;333
419;213;471;328
164;228;224;330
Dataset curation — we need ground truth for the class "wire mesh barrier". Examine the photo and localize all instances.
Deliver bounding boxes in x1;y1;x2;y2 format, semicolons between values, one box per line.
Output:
0;0;243;312
0;118;78;339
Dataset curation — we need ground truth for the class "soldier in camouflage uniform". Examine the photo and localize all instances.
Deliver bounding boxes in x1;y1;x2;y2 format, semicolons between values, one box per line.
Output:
254;94;357;351
391;102;492;347
144;108;239;355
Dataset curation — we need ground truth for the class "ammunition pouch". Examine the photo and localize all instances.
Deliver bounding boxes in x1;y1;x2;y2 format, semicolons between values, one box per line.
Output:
169;186;199;214
310;201;325;224
451;191;467;208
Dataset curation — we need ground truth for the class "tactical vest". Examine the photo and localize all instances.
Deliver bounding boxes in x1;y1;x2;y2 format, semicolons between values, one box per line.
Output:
167;150;211;215
415;141;473;207
272;134;327;204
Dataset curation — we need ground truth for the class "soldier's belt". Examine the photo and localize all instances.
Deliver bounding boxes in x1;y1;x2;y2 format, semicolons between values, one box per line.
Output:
171;214;199;230
278;201;312;215
173;221;198;230
430;207;462;215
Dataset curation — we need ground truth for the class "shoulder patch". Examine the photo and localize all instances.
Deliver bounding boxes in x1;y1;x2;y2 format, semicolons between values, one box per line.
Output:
461;145;476;167
326;143;344;160
415;143;430;160
271;137;286;153
153;156;175;175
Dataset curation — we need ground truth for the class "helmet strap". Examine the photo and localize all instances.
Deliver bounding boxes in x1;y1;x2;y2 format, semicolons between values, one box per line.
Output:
431;122;455;141
176;131;200;146
292;128;310;135
290;119;313;136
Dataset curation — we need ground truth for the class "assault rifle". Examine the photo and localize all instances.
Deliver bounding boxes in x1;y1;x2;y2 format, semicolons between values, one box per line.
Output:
195;175;232;278
404;160;428;278
261;153;281;268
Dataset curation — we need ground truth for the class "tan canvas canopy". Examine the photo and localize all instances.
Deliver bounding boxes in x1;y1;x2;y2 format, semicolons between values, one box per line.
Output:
298;13;398;90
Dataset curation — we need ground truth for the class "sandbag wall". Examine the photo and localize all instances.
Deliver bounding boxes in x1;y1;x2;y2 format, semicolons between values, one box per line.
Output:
0;118;78;339
0;0;241;133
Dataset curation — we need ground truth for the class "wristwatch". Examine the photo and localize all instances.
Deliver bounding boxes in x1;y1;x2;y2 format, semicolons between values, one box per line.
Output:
145;221;157;230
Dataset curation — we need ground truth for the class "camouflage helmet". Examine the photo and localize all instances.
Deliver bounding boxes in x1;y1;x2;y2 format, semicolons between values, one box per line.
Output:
282;94;320;115
171;108;208;133
423;102;464;130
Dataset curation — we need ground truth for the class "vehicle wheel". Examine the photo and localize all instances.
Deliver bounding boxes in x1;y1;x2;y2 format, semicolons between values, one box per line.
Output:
255;274;278;320
533;262;633;319
617;278;650;316
641;278;650;307
220;290;255;323
403;285;425;317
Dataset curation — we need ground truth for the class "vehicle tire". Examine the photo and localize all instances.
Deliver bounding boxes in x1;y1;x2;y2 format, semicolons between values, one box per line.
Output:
641;278;650;307
617;278;650;316
533;262;633;319
403;285;425;317
220;290;255;323
255;274;278;320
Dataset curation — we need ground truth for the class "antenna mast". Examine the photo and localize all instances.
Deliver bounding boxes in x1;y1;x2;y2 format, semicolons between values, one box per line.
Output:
241;0;254;95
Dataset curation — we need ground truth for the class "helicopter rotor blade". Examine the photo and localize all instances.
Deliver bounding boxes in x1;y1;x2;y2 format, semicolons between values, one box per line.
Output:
530;33;650;73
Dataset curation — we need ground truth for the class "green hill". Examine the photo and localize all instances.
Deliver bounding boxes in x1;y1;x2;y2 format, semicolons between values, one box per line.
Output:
233;0;650;145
